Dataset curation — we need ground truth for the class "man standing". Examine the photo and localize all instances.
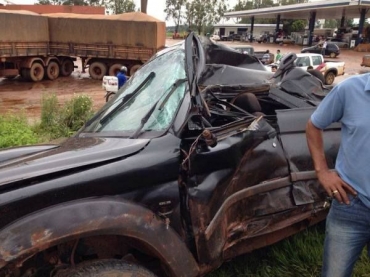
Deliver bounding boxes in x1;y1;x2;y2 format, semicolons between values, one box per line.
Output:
306;73;370;277
275;49;282;63
117;66;128;89
321;39;327;56
262;50;270;64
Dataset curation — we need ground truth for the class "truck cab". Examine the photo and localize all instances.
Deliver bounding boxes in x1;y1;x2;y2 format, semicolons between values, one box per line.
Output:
0;34;340;277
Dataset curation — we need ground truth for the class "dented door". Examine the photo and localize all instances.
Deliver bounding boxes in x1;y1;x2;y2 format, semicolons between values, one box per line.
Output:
180;117;296;267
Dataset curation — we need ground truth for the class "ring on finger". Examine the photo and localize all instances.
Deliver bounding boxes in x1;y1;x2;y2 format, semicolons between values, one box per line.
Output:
332;190;339;196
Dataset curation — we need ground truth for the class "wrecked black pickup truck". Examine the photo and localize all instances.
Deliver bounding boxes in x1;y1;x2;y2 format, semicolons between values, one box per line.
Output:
0;33;340;277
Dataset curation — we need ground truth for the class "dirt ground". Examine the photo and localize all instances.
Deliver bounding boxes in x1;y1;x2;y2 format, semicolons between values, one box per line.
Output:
1;39;369;122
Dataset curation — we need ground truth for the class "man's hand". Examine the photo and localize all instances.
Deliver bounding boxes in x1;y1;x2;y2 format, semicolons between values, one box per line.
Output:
317;170;357;205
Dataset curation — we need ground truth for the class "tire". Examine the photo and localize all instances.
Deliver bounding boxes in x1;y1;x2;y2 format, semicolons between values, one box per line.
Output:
130;64;141;76
45;61;60;80
28;62;44;82
60;59;74;77
89;62;107;80
329;52;336;58
108;63;123;76
325;72;336;85
54;259;157;277
105;91;116;102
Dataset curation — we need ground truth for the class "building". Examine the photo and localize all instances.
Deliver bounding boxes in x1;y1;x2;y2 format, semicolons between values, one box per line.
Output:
214;23;282;39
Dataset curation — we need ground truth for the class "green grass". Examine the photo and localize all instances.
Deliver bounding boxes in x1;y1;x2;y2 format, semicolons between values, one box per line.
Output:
0;113;39;148
0;93;94;149
209;222;370;277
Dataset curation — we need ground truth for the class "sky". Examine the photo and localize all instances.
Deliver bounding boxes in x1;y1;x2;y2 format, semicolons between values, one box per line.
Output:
132;0;238;24
6;0;238;25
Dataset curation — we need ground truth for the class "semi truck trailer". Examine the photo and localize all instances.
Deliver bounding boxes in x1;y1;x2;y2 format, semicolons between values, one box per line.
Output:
0;10;166;81
0;9;76;82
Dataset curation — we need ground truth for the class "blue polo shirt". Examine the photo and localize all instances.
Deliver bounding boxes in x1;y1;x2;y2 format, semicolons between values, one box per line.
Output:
311;73;370;203
117;72;127;89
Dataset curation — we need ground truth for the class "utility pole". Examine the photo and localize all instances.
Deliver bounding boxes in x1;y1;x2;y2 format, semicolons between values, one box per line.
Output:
141;0;147;13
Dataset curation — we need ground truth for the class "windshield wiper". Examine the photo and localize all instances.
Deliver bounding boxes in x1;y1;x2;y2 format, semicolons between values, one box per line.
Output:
130;78;187;139
158;78;187;110
99;71;156;125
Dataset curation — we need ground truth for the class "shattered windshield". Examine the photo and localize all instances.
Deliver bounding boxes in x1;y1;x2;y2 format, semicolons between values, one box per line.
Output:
82;47;187;136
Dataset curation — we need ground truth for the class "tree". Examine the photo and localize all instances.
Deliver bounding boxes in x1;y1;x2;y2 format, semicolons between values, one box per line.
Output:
37;0;64;5
106;0;136;14
37;0;103;6
290;19;306;32
62;0;87;5
324;19;338;29
164;0;186;33
185;0;227;35
231;0;277;24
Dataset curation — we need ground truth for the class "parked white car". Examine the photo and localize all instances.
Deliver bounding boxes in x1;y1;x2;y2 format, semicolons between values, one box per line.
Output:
210;34;221;41
276;36;295;45
294;53;345;85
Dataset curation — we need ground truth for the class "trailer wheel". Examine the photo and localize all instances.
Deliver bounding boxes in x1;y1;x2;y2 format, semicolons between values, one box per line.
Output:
54;259;157;277
45;61;60;80
89;62;107;80
60;59;74;77
108;64;123;76
130;64;141;76
325;72;336;85
28;63;44;82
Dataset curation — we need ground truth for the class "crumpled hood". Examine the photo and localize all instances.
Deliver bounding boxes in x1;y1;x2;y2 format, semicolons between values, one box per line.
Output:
0;137;149;187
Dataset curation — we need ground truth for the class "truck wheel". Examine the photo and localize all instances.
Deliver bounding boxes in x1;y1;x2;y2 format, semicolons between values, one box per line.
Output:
329;52;336;58
54;259;157;277
60;59;74;77
109;64;123;76
89;62;107;80
325;72;335;85
130;64;141;76
28;63;44;82
45;61;60;80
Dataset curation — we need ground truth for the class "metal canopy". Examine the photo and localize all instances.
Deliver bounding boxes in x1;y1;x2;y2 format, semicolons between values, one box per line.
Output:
224;0;370;20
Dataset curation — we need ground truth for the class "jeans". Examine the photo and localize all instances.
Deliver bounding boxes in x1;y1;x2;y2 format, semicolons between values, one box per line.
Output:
322;195;370;277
